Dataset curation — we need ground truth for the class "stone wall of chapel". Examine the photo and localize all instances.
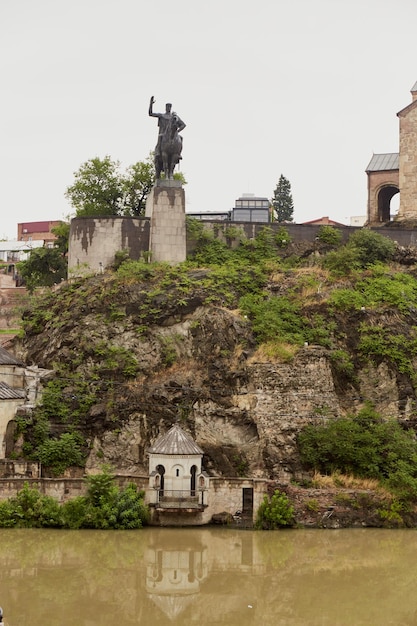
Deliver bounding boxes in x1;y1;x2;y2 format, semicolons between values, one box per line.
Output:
398;105;417;220
367;170;399;223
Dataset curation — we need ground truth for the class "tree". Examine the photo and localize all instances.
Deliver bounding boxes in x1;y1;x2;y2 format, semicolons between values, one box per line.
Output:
65;156;124;217
255;490;295;529
51;221;70;255
348;229;395;267
271;174;294;223
17;247;67;292
121;157;155;217
16;221;70;291
65;154;187;218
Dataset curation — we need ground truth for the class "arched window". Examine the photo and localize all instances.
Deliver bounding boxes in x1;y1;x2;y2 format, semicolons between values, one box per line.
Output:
156;464;165;496
190;465;197;496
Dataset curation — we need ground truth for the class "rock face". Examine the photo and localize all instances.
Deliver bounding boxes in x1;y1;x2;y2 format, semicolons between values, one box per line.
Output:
13;267;417;482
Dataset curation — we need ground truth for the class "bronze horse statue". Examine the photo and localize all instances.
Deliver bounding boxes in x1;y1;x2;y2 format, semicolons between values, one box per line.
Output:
148;97;186;180
155;114;183;179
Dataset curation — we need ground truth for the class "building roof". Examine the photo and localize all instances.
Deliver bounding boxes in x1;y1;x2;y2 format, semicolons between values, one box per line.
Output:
412;80;417;93
0;381;25;400
149;424;203;455
0;240;44;253
19;221;60;233
301;216;346;226
0;346;24;366
366;153;399;172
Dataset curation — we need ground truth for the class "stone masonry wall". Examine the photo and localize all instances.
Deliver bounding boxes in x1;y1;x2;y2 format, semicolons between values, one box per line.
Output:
68;217;150;277
145;184;186;263
399;104;417;220
367;169;399;223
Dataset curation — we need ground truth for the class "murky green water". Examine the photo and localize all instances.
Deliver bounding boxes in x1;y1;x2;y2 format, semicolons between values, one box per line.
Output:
0;527;416;625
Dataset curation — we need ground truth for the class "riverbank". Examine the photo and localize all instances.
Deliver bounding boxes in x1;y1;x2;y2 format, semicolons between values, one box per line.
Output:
279;484;417;529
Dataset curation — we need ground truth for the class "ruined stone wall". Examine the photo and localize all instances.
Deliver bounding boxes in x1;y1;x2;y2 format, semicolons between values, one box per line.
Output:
68;217;150;276
247;348;345;482
68;216;417;275
0;474;270;526
186;221;417;252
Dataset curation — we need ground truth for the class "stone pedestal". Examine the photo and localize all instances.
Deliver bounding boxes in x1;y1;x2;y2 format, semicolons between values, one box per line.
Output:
145;180;186;264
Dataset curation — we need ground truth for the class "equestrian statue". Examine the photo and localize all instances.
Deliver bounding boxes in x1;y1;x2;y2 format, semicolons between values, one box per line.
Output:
148;96;186;180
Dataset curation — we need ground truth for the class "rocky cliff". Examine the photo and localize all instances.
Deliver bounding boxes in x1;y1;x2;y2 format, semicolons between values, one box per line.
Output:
11;245;417;485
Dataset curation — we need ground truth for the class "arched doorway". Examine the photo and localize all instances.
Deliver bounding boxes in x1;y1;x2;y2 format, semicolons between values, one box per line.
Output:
156;464;165;497
190;465;197;496
377;185;399;222
5;420;17;458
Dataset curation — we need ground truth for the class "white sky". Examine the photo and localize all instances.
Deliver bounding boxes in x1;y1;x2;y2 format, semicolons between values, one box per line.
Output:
1;0;416;239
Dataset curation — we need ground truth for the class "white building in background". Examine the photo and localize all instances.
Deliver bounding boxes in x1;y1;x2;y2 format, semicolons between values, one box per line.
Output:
350;216;367;227
0;240;44;263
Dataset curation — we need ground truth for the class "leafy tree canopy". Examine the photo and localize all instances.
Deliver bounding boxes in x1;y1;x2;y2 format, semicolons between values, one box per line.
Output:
297;404;417;500
65;156;127;217
51;221;70;255
66;154;187;218
17;247;67;292
271;174;294;223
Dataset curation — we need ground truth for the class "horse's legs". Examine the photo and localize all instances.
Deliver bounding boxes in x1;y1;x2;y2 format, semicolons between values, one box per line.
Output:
162;153;169;179
155;155;162;179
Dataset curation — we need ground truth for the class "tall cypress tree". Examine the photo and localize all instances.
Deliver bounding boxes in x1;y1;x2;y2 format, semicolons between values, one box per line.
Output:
272;174;294;222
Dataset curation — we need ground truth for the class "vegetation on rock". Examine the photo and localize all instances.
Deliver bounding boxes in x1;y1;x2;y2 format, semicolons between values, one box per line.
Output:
255;489;295;529
298;404;417;501
0;468;149;529
11;224;417;500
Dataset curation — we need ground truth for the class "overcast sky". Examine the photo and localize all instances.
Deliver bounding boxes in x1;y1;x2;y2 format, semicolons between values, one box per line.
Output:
1;0;416;239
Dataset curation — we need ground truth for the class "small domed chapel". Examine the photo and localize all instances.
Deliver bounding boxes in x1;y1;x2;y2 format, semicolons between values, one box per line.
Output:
148;424;209;519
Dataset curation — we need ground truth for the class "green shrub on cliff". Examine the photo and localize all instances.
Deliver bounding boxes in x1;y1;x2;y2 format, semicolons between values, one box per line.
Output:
239;294;307;345
323;229;395;276
0;470;150;529
255;490;295;529
62;467;150;529
0;482;63;528
37;432;85;476
298;404;417;500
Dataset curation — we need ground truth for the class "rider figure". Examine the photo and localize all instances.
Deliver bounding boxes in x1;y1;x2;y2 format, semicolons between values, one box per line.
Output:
148;97;186;168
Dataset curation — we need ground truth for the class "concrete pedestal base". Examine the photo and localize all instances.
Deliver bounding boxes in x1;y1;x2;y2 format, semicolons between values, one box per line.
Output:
145;181;186;264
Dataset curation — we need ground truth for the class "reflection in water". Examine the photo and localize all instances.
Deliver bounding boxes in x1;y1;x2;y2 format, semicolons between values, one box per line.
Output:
1;528;417;625
145;531;208;620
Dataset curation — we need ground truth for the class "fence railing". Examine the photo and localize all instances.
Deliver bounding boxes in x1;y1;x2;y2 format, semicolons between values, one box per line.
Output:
155;489;207;509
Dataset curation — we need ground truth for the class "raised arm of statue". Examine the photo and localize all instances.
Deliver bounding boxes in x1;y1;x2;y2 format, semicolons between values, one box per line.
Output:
149;96;160;118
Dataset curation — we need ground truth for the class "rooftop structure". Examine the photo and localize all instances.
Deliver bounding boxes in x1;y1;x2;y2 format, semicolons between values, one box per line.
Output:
232;193;270;223
149;423;203;455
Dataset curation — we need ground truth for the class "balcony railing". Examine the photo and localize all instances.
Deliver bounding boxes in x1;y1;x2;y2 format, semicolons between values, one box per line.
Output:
155;489;207;510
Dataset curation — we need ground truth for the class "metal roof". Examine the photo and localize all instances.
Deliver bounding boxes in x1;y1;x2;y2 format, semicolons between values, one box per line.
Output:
0;346;24;366
149;424;203;455
0;381;25;400
366;153;399;172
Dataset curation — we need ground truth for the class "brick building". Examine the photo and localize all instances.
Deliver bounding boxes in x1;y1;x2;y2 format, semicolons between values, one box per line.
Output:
366;81;417;224
17;221;62;246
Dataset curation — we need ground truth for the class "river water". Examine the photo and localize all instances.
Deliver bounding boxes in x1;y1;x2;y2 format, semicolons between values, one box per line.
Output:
0;527;416;626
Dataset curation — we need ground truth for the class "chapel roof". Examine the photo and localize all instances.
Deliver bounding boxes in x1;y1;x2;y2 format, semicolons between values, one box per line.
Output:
365;153;399;172
149;424;203;455
0;381;25;400
0;346;24;367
